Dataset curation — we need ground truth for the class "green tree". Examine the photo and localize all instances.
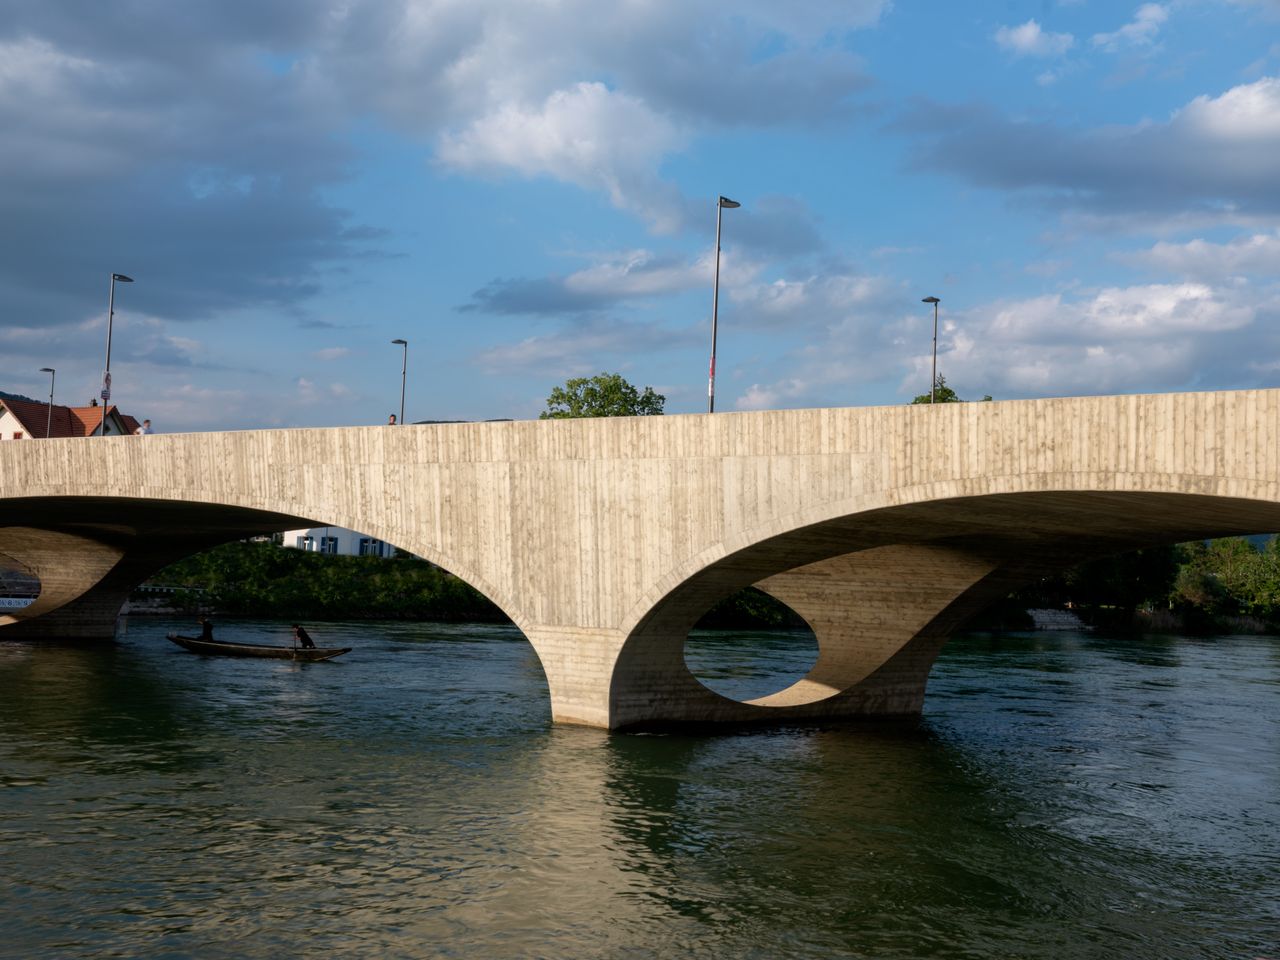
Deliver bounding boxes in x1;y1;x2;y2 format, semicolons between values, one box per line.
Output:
1172;536;1280;621
1066;545;1180;621
540;372;665;419
911;374;992;405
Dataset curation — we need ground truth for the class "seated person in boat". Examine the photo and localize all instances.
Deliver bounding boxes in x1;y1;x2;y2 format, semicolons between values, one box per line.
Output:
199;617;214;642
292;624;317;649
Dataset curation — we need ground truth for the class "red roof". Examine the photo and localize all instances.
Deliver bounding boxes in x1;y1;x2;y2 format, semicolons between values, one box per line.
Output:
1;397;141;438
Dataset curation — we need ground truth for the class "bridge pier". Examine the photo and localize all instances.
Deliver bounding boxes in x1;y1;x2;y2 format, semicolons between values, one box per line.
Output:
0;527;126;638
0;533;215;641
599;546;1033;731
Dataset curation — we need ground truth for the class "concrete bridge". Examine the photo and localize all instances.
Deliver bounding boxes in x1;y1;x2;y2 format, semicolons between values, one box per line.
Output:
2;389;1278;730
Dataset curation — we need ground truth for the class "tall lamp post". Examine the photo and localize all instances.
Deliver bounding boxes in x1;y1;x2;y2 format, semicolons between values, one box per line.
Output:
39;367;55;438
391;339;407;425
99;272;134;436
707;195;741;414
922;296;940;404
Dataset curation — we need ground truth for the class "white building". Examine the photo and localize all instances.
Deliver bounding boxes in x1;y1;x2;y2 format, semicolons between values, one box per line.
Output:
281;526;396;558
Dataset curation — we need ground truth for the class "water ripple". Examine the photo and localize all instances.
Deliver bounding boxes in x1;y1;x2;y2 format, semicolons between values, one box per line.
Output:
0;622;1277;958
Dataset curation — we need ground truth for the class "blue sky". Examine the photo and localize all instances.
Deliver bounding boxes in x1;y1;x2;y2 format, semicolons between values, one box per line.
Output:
2;0;1278;431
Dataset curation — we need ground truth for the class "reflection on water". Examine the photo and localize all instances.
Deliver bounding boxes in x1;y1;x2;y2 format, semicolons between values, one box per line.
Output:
1;621;1278;958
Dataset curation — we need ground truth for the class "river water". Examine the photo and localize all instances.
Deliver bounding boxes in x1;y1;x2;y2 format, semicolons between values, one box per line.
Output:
1;619;1277;959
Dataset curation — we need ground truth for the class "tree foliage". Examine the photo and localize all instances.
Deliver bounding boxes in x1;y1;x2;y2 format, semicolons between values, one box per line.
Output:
146;542;506;621
540;372;665;419
143;541;798;628
1170;536;1280;620
911;374;992;405
1011;536;1280;632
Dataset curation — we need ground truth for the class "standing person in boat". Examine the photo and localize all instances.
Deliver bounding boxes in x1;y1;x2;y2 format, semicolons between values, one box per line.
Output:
292;624;317;649
199;617;214;642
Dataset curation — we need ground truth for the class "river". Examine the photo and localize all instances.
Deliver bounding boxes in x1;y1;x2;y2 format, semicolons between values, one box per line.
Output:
1;619;1277;959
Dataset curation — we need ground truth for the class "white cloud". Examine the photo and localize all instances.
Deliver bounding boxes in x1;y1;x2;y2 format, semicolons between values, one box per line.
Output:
910;76;1280;227
296;376;352;402
1123;231;1280;279
0;0;886;339
1175;76;1280;141
735;379;809;411
994;20;1075;58
1092;4;1169;52
729;269;891;330
0;35;95;95
437;82;687;230
473;318;695;376
563;250;711;299
304;0;887;130
989;284;1253;340
313;346;351;361
930;282;1271;400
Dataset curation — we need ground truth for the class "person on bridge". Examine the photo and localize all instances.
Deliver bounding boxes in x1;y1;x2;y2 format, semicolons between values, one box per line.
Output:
134;419;152;435
292;624;317;649
199;617;214;642
387;413;397;425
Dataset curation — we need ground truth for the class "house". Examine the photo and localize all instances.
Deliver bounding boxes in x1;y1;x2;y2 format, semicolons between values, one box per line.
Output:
0;396;140;439
280;525;397;558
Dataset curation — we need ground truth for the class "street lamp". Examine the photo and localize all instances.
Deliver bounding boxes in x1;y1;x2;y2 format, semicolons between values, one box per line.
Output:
922;296;940;404
99;272;134;436
39;367;55;438
707;195;741;414
391;339;407;426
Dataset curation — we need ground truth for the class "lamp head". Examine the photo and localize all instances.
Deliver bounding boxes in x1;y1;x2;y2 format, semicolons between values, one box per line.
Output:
112;273;134;283
718;196;741;209
922;296;940;304
40;367;55;373
391;338;408;345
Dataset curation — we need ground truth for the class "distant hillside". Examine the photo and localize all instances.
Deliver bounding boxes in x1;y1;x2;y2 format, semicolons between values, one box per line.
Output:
0;391;39;404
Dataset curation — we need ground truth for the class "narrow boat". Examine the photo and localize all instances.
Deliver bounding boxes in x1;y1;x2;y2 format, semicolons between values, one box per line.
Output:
166;633;352;662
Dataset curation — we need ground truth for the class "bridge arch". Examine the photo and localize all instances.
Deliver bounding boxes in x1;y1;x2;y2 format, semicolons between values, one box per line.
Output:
0;494;534;650
607;484;1280;729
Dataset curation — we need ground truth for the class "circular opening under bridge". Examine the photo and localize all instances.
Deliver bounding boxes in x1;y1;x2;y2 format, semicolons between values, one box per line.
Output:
682;588;819;702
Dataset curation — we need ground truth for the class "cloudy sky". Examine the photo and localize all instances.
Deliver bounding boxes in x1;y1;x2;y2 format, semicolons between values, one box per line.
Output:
2;0;1279;431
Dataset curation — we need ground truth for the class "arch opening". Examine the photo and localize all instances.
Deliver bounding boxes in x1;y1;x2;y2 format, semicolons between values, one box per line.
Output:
0;563;40;618
117;508;559;723
682;588;819;703
145;533;515;626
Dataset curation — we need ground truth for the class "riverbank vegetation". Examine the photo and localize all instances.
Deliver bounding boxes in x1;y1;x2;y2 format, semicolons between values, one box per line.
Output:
143;542;508;622
141;541;801;627
984;535;1280;634
141;535;1279;634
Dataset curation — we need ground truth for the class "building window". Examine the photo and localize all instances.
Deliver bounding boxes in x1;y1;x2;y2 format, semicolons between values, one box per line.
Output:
318;536;338;555
358;538;384;557
12;432;21;439
296;535;315;551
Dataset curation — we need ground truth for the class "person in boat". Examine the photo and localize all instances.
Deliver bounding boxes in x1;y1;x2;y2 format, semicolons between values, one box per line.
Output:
292;624;317;649
199;617;214;642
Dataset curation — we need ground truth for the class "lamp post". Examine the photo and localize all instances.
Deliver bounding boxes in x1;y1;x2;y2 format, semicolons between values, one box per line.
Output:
99;272;134;436
391;339;407;426
39;367;55;438
922;296;940;404
707;195;741;414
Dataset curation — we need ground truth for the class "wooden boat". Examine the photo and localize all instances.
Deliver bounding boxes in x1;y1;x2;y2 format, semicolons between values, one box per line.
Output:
166;633;352;662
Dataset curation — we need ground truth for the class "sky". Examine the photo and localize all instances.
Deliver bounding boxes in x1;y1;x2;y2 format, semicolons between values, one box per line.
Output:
2;0;1279;432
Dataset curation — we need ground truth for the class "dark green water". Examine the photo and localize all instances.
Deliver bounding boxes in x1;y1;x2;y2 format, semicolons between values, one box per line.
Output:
1;620;1277;959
